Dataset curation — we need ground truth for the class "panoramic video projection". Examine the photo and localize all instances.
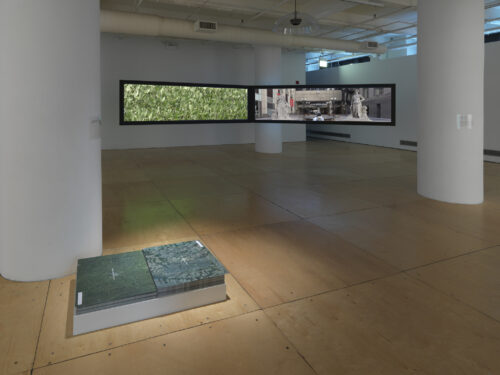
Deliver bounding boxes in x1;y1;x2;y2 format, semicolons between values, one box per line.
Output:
254;85;395;125
121;81;248;124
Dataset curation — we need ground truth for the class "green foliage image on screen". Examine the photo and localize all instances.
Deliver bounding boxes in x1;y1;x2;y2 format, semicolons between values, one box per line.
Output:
123;84;248;122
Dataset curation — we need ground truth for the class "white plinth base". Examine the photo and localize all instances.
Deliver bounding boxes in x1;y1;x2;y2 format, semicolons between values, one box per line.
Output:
73;283;226;335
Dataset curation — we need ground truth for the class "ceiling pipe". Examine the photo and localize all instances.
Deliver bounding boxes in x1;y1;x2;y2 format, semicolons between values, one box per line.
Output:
100;10;387;54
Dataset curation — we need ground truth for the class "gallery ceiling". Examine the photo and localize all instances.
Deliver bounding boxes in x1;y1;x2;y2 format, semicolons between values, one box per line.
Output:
100;0;500;53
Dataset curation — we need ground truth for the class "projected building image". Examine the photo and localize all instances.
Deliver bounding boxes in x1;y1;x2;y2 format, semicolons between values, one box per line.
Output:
254;86;393;124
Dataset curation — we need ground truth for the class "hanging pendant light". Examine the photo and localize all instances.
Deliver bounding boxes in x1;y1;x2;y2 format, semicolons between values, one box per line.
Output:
272;0;320;35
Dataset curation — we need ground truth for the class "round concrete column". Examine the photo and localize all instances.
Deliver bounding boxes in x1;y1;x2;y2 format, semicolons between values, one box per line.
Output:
254;46;283;154
417;0;484;204
0;0;102;281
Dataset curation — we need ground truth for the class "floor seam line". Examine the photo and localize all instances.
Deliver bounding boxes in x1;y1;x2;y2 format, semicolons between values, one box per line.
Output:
400;244;500;273
159;187;265;314
218;176;306;219
32;307;264;371
31;279;51;373
387;204;500;243
304;204;383;220
405;272;500;324
301;217;398;272
262;309;319;375
263;269;404;311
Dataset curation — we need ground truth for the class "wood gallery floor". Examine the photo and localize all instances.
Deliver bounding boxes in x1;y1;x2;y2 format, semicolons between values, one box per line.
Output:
2;140;500;375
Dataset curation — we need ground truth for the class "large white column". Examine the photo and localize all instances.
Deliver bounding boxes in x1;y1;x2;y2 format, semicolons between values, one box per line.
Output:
417;0;484;204
254;46;283;153
0;0;102;281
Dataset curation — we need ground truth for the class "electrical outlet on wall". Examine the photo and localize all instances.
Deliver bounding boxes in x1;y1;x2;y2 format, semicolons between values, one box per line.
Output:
457;114;472;130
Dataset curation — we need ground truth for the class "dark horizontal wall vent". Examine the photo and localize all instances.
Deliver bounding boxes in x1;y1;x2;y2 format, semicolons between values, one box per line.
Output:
485;32;500;43
484;149;500;157
400;140;417;147
307;130;351;138
199;21;217;30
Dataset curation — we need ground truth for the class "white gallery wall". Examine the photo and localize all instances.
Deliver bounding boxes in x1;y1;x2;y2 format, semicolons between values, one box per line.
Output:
306;54;418;151
101;33;306;149
306;41;500;163
484;40;500;161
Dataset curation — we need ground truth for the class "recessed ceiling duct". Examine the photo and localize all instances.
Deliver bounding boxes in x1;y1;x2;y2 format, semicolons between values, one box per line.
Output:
100;10;387;54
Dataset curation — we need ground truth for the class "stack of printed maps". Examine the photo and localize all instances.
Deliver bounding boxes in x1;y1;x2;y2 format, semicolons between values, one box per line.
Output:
75;240;227;315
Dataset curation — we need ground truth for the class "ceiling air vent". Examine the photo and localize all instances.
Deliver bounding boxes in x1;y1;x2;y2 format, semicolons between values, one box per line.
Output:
362;41;379;50
194;20;217;32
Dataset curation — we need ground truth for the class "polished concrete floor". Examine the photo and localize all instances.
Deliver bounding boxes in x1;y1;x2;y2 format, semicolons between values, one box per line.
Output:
2;140;500;375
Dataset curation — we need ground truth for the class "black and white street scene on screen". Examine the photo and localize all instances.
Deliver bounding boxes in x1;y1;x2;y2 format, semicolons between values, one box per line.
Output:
254;86;392;123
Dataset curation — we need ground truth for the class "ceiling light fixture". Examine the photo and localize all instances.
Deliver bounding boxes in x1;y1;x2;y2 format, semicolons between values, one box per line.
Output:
272;0;319;35
343;0;385;8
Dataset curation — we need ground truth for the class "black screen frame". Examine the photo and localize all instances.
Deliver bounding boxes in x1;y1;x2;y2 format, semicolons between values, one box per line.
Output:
120;80;252;125
119;80;396;127
252;83;396;126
